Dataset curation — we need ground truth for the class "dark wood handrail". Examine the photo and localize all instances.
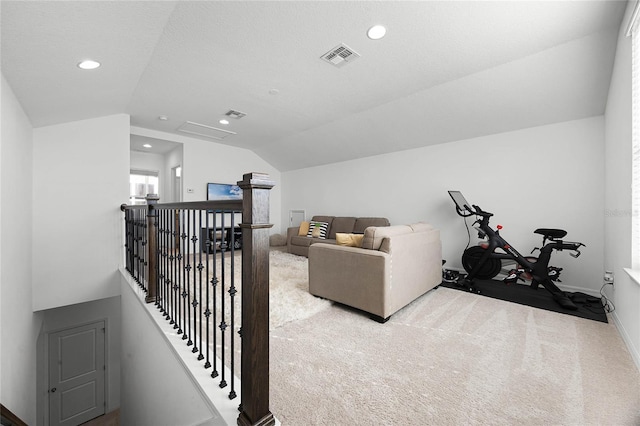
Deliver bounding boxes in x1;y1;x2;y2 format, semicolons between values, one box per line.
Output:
121;200;243;211
1;403;29;426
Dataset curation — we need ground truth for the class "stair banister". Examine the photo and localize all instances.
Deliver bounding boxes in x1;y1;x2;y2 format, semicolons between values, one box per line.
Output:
237;172;275;426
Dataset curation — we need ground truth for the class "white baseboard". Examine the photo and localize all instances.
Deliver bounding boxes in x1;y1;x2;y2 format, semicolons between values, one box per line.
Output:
610;310;640;373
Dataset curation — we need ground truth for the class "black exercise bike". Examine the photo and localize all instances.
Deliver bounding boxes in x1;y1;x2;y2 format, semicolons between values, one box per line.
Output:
448;191;585;310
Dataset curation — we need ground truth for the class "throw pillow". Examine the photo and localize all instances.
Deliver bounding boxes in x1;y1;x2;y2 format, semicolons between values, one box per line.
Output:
306;221;329;239
298;221;310;236
336;233;364;247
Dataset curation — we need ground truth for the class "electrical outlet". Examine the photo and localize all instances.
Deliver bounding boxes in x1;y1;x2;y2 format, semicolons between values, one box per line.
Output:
187;188;194;194
604;271;614;286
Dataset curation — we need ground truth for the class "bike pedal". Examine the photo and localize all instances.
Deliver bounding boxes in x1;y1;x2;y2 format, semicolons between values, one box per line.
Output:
503;269;524;285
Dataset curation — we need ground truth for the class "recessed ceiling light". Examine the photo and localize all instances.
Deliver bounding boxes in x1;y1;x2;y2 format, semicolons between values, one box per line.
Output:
158;115;169;121
219;119;230;125
77;60;101;70
367;25;386;40
143;144;152;148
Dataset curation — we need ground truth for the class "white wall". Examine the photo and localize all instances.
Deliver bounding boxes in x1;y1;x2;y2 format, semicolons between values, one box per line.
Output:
120;276;227;426
604;0;640;369
32;114;130;311
181;138;281;234
164;145;184;202
0;73;43;425
282;116;605;294
129;127;282;233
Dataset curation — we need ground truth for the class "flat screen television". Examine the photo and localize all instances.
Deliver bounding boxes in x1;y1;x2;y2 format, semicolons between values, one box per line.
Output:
207;182;242;201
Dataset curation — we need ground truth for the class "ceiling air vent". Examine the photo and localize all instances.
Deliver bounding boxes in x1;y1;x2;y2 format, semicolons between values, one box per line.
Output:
320;43;361;68
225;109;246;119
177;121;236;140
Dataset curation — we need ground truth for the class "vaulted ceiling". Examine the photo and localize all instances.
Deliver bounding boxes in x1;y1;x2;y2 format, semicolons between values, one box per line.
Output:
1;1;626;171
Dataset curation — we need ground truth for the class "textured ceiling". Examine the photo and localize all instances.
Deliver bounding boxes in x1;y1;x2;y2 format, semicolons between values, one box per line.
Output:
1;1;626;171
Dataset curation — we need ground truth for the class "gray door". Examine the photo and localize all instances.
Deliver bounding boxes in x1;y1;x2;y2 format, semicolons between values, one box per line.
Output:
49;321;105;426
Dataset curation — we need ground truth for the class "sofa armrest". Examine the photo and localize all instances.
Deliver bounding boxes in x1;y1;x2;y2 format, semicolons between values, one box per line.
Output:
286;226;299;250
309;244;390;316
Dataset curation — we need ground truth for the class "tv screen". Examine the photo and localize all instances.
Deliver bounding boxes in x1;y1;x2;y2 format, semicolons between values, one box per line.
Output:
207;183;242;201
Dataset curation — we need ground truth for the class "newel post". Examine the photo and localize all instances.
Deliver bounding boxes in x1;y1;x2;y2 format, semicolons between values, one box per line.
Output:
145;193;160;303
237;173;276;426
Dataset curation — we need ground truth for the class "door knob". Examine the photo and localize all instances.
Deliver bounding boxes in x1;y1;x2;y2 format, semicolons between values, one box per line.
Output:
50;387;57;393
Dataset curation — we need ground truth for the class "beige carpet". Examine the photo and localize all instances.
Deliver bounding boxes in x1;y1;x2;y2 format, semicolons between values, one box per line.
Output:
267;249;332;330
269;286;640;425
199;249;331;331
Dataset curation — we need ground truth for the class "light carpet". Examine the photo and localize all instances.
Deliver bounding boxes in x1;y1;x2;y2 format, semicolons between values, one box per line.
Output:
211;249;331;331
267;249;332;330
269;286;640;425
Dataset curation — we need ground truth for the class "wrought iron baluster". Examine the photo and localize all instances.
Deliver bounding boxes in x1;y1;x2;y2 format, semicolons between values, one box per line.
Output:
185;210;192;345
156;209;164;311
141;209;148;292
204;211;211;369
178;209;186;335
229;211;237;400
138;209;143;284
165;210;170;323
161;209;169;315
132;210;139;284
219;211;227;389
197;210;204;361
211;212;219;379
170;209;178;327
124;210;131;275
165;209;171;317
190;209;198;352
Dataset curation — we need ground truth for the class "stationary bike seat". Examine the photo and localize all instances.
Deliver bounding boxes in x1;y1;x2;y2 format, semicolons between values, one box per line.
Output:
534;228;567;239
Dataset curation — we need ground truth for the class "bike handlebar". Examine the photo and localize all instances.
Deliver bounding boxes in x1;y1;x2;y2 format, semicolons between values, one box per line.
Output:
454;203;494;218
471;204;493;218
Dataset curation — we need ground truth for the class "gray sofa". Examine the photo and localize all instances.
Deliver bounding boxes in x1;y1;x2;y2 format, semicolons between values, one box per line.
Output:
308;223;442;322
286;215;390;257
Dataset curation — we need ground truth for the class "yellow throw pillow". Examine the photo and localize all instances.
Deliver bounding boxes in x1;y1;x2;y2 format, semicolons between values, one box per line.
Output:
336;233;364;247
298;221;310;236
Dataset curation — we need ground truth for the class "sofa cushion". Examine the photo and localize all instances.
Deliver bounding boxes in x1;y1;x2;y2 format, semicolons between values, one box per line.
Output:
311;216;334;226
354;217;390;234
336;233;364;247
361;225;413;251
307;221;329;239
298;221;310;236
291;235;337;248
290;235;315;247
409;222;433;233
329;217;357;239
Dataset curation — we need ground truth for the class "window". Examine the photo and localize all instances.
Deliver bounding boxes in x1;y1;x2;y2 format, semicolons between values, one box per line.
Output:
130;170;159;205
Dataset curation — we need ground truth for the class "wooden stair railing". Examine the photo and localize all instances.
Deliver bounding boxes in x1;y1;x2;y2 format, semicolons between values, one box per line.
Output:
237;173;275;426
121;172;275;426
1;403;29;426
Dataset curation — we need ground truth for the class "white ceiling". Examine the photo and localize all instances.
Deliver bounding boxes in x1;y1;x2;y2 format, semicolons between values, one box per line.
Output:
1;1;626;171
131;134;182;155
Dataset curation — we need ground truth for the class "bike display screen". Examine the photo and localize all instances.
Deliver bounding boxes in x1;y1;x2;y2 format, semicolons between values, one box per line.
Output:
448;190;472;213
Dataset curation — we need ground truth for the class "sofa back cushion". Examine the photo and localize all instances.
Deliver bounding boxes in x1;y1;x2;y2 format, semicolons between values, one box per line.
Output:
309;216;332;237
328;217;357;239
311;216;334;229
409;222;433;233
354;217;390;234
361;225;412;251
